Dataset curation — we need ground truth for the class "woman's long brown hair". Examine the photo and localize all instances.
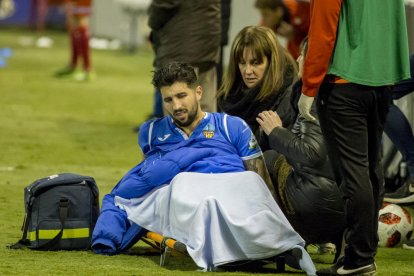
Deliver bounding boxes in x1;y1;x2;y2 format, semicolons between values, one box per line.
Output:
218;26;297;101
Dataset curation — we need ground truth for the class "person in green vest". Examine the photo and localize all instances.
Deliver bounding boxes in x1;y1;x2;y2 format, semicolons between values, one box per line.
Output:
298;0;411;275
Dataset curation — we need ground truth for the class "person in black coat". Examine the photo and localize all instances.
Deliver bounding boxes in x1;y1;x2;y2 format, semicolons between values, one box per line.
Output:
257;38;345;252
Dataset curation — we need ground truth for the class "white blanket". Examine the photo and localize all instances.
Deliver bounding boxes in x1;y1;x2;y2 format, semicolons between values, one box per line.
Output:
117;171;314;273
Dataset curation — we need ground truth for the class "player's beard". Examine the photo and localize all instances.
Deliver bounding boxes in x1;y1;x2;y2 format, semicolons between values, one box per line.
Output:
172;105;199;127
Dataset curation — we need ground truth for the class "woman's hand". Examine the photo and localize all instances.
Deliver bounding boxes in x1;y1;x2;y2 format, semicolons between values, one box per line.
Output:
256;110;283;136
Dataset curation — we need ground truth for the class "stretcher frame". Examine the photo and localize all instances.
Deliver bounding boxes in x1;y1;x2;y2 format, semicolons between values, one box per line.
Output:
141;231;287;272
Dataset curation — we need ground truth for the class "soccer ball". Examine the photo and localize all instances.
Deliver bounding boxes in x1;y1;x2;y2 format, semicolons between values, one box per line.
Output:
378;203;413;247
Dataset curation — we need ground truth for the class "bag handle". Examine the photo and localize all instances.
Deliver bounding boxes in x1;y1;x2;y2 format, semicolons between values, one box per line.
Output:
36;198;69;250
8;198;69;250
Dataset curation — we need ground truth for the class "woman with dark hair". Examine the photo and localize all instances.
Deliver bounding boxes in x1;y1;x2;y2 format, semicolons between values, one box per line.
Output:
218;25;297;150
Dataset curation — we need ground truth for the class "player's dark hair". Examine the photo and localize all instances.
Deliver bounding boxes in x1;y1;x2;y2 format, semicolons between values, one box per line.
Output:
254;0;290;22
152;62;198;89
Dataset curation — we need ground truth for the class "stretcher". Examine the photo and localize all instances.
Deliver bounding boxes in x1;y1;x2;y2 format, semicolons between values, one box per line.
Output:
141;231;287;272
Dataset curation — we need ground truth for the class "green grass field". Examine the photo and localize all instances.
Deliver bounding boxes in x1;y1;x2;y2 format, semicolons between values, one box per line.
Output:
0;29;413;275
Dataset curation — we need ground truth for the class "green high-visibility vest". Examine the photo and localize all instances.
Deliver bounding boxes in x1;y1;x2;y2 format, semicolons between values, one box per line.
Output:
328;0;410;86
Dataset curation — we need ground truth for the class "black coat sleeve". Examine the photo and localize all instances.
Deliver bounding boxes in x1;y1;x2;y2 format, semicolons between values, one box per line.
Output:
267;115;327;167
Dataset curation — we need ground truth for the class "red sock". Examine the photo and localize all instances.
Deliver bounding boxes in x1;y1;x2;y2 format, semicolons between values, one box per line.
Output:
78;26;91;72
70;27;82;69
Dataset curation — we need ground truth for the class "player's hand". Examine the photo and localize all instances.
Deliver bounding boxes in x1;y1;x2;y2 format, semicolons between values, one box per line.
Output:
298;94;316;121
256;110;283;136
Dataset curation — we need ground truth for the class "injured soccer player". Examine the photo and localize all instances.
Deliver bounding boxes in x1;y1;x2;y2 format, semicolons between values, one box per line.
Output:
91;62;316;275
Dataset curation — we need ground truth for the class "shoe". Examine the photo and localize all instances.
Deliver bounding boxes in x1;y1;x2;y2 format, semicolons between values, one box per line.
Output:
317;243;336;255
336;263;377;275
317;257;376;276
402;239;414;250
72;71;96;82
316;257;344;276
54;67;75;78
384;176;414;204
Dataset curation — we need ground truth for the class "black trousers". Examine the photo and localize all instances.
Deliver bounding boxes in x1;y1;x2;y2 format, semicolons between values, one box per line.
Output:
316;83;391;268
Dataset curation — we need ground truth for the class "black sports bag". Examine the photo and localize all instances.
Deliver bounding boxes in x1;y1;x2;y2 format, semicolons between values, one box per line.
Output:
9;173;99;250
